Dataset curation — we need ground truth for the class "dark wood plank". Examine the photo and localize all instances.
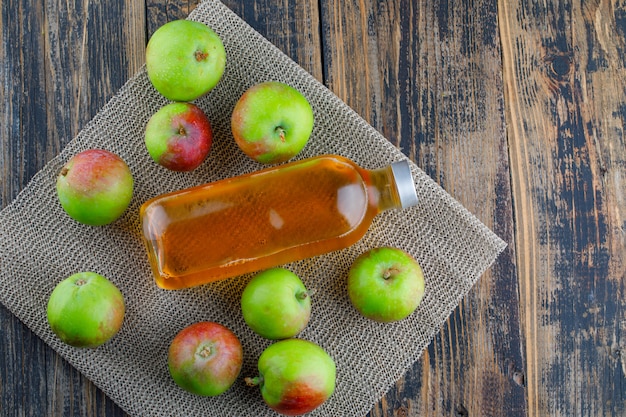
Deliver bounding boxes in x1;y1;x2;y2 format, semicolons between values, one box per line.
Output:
319;0;525;416
499;0;626;415
4;0;522;416
220;0;323;82
1;0;322;415
147;0;202;35
145;0;323;80
4;0;623;416
0;0;144;415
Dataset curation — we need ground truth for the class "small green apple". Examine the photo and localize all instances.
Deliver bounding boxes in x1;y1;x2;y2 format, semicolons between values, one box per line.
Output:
347;247;425;322
47;272;125;348
241;268;312;340
56;149;134;226
146;19;226;102
246;339;336;415
145;102;213;171
168;321;243;397
231;81;314;164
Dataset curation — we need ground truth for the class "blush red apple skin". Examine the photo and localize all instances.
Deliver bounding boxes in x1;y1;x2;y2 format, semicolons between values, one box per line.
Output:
145;102;213;171
247;339;336;416
347;246;425;322
231;81;314;164
46;272;125;348
168;321;243;397
56;149;134;226
241;268;311;340
146;20;226;102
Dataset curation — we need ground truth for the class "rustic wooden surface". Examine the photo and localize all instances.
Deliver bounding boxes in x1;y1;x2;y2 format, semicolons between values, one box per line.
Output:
1;0;625;416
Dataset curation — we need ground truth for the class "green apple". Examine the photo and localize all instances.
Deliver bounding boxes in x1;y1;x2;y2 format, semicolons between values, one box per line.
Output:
146;19;226;102
168;321;243;396
145;102;213;171
47;272;125;348
241;268;312;340
347;246;425;322
56;149;134;226
231;81;314;164
246;339;336;415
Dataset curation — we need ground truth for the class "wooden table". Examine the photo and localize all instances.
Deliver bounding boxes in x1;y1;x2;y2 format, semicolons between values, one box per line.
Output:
2;0;625;415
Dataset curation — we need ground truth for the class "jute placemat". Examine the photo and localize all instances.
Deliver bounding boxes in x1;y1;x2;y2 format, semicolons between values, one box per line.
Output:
0;1;506;415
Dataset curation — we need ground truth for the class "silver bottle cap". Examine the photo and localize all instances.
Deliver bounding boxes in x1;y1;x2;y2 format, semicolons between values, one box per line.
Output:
391;160;419;208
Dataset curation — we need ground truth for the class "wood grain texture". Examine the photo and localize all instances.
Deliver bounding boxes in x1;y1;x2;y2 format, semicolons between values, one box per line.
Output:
221;0;323;82
2;0;625;415
0;1;320;416
498;0;626;415
319;0;524;416
145;0;323;79
1;0;144;415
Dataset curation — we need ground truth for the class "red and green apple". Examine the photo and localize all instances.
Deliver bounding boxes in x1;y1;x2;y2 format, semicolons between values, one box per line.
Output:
168;321;243;397
246;338;336;416
145;102;213;171
231;81;314;164
56;149;134;226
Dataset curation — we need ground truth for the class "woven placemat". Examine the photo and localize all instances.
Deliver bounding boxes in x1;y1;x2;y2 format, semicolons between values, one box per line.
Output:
0;1;506;415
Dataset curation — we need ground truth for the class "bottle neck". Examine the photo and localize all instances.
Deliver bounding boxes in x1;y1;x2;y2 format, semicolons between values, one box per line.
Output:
365;166;404;213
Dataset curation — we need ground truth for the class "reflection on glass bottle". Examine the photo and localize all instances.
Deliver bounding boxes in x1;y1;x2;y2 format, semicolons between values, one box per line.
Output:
140;154;418;289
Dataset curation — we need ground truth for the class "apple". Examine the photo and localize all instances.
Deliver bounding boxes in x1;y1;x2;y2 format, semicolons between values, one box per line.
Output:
168;321;243;396
246;339;336;416
241;268;312;340
145;102;213;171
46;272;125;348
146;19;226;102
56;149;134;226
347;246;425;322
231;81;314;164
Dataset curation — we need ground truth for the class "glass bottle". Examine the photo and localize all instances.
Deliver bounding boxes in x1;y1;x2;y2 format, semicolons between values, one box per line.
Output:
139;154;418;289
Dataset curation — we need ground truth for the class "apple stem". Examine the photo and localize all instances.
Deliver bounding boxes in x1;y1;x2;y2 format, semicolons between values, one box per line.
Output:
275;126;286;142
245;376;262;387
60;167;69;176
75;279;87;286
383;267;400;280
194;50;208;61
198;345;212;359
297;288;317;300
178;125;187;136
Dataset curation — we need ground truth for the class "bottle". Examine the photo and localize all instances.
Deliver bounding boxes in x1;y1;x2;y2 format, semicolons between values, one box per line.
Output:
139;154;419;289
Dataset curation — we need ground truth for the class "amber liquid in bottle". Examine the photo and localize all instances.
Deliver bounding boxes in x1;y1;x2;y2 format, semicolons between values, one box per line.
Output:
140;154;416;289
